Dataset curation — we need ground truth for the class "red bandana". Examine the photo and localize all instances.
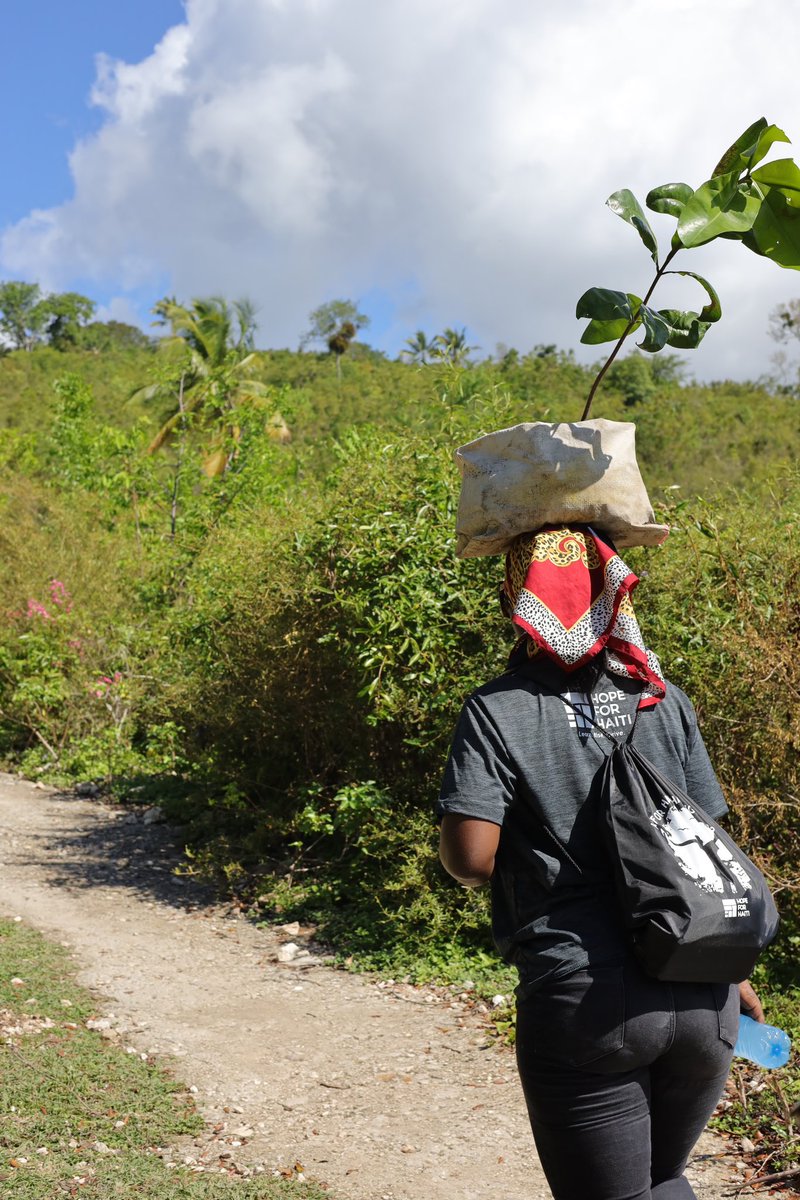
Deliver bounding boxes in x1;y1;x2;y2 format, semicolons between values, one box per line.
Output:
504;527;666;707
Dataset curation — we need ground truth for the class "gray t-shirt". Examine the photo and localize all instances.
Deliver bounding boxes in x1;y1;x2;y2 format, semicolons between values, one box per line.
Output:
437;660;728;995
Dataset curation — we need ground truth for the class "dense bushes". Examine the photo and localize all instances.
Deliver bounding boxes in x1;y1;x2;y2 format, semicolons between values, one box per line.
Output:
0;347;798;983
628;489;800;978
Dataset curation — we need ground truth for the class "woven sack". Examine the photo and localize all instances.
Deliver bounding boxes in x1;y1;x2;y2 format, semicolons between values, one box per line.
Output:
454;418;668;558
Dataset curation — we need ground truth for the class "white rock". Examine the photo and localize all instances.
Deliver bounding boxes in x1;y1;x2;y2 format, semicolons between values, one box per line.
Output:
231;1126;254;1139
277;921;301;936
142;806;165;825
277;942;299;963
491;995;507;1008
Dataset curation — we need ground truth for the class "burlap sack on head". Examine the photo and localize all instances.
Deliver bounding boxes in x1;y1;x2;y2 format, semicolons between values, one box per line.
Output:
454;418;669;558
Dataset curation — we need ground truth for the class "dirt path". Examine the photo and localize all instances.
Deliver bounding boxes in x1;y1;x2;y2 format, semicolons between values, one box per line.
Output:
0;774;766;1199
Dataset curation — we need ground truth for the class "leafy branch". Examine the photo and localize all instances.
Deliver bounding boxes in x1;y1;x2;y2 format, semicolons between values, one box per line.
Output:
578;118;800;419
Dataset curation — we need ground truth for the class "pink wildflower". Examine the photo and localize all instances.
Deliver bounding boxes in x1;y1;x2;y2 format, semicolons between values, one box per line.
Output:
48;580;72;611
26;599;51;621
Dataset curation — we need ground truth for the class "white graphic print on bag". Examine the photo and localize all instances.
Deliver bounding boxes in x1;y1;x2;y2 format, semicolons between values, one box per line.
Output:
649;798;753;913
561;688;634;740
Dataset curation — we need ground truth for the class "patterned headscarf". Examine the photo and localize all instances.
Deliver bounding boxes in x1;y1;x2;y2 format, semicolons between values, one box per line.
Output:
504;526;666;707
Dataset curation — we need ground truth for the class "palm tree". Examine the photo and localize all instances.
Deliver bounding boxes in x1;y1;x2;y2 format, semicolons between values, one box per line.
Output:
432;327;478;366
400;330;434;365
135;296;288;474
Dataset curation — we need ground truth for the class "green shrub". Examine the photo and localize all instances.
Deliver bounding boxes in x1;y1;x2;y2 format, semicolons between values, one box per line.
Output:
0;346;798;990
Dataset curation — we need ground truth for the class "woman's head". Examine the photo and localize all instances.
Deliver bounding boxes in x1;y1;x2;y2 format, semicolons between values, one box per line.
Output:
499;524;666;705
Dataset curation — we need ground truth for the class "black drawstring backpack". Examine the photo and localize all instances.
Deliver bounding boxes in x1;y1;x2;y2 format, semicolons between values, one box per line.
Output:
561;693;780;983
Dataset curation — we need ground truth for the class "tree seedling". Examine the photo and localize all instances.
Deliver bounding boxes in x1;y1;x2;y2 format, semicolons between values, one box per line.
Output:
578;117;800;418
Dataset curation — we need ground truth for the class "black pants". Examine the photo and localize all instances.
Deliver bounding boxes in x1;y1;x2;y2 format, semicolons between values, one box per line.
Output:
515;958;738;1200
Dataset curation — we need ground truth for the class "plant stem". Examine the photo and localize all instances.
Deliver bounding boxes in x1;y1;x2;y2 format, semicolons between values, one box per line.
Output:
581;245;680;421
169;373;186;541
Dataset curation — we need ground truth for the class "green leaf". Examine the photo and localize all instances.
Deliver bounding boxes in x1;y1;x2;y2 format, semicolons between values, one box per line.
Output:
580;316;640;345
576;290;641;345
637;306;670;353
606;189;659;263
677;173;761;247
712;119;790;177
662;270;722;323
747;124;791;170
646;183;694;218
712;118;767;176
742;186;800;269
656;309;711;350
752;158;800;196
575;287;637;322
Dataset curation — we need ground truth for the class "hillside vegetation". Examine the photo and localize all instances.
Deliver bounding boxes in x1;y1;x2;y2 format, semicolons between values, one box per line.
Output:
0;337;798;993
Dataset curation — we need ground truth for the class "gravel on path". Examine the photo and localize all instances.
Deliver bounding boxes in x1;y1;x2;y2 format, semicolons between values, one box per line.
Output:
0;774;767;1199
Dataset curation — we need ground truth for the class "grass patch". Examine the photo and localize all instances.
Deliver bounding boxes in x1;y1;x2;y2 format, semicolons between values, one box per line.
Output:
710;984;800;1182
0;917;330;1199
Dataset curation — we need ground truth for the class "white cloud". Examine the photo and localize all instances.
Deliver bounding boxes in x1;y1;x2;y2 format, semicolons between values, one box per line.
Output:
3;0;800;376
93;295;147;327
91;24;191;122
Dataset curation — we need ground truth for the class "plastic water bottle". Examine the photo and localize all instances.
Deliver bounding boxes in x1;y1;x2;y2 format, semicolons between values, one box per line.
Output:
734;1014;791;1068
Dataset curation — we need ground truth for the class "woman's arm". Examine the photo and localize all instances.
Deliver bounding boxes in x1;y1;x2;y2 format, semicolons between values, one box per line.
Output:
439;814;501;887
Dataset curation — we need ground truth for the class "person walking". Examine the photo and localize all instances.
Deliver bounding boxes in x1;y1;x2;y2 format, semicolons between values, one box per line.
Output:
437;525;763;1200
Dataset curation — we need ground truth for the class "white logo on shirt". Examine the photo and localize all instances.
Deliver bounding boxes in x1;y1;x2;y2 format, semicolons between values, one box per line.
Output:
561;688;635;740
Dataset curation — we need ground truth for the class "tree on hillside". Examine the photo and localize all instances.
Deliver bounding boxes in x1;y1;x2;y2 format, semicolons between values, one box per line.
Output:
44;292;97;350
767;298;800;390
401;330;435;364
0;282;49;349
301;299;369;350
0;281;96;350
137;295;288;474
769;298;800;344
300;298;371;383
432;327;478;366
77;320;153;353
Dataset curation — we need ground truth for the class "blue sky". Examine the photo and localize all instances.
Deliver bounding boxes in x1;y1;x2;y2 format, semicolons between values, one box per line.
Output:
3;1;800;377
1;3;184;226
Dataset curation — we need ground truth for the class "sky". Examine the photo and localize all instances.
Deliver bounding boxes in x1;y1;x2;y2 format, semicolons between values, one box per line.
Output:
3;0;800;380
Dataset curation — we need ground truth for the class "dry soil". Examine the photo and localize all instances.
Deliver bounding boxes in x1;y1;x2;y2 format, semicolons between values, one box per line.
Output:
0;775;777;1199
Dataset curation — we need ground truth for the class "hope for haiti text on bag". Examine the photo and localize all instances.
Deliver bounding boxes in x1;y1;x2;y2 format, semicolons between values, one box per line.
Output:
600;732;779;983
549;691;780;983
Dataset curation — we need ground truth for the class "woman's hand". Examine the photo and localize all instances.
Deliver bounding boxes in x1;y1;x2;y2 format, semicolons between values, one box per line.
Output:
739;979;764;1023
